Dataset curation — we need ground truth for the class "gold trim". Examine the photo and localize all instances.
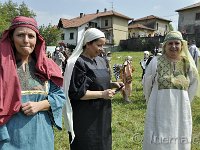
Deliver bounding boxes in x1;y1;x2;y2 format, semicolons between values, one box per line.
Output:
21;90;48;95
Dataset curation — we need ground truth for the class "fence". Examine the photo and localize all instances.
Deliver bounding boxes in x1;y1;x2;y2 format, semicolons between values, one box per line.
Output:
119;33;200;52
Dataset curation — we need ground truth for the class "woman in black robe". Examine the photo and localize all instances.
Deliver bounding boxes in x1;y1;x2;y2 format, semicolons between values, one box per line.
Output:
63;28;124;150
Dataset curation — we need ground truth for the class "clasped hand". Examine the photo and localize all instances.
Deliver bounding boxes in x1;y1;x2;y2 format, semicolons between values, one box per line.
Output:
102;89;116;99
21;101;41;116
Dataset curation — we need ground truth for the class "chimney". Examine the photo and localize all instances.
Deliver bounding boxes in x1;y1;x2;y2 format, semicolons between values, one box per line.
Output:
104;8;107;12
80;13;83;18
96;9;99;14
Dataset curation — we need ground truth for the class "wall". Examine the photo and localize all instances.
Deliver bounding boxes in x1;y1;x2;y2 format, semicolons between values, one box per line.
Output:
112;16;129;45
178;7;200;34
131;19;170;36
58;28;77;45
129;28;154;37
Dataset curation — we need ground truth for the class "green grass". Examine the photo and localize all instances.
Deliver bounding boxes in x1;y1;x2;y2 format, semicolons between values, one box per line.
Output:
54;51;200;150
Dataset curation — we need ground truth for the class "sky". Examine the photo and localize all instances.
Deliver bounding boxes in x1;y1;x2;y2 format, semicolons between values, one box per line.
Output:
1;0;200;30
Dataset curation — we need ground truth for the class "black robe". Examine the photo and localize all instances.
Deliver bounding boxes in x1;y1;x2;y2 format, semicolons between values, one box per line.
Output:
69;55;112;150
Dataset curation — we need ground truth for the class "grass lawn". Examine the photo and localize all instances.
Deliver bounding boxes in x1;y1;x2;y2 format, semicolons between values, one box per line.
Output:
54;51;200;150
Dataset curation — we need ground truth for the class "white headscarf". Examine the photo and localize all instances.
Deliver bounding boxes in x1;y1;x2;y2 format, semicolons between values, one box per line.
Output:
62;28;105;142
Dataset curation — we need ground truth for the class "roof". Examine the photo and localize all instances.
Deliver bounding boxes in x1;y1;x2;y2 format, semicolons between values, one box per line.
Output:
58;10;131;28
132;15;171;22
176;2;200;12
128;24;155;31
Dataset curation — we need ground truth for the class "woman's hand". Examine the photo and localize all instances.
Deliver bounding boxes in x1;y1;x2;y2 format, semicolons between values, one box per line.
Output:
21;100;50;116
102;89;116;99
117;82;125;89
111;81;124;89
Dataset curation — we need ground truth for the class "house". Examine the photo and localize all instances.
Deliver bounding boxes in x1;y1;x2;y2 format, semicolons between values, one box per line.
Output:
57;9;131;46
176;2;200;34
128;23;155;38
128;15;171;37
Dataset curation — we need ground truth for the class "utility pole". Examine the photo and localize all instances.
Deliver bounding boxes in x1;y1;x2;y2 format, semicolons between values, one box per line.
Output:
110;2;114;10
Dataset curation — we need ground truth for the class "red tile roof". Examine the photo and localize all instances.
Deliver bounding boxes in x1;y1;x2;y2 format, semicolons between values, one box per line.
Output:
128;23;155;31
133;15;171;22
176;2;200;12
59;10;131;28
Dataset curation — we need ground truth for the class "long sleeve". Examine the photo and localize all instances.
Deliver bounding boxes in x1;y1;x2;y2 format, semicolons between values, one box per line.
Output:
188;65;199;101
143;57;157;102
47;81;66;130
0;124;9;141
69;60;94;100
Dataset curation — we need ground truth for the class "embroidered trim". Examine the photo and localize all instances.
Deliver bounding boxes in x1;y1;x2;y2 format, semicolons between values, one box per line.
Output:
21;90;48;95
11;21;38;29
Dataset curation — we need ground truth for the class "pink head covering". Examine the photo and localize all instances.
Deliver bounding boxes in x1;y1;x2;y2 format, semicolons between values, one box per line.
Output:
0;16;63;125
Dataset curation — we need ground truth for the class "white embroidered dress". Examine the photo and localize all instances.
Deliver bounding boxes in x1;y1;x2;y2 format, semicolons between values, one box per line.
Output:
143;56;198;150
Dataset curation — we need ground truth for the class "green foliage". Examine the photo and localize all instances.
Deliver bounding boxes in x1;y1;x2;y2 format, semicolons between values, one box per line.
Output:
39;24;61;46
0;0;36;36
0;0;60;46
18;2;36;17
54;51;200;150
169;23;174;31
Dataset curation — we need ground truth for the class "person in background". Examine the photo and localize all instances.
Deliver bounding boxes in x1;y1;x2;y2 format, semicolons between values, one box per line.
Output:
113;64;123;81
63;28;124;150
61;47;70;75
121;56;135;103
145;49;156;67
142;31;199;150
0;16;70;150
52;46;65;72
99;49;110;72
140;51;149;79
46;51;52;58
189;39;200;68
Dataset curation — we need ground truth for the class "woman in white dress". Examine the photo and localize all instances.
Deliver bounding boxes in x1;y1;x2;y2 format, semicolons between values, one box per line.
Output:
143;31;200;150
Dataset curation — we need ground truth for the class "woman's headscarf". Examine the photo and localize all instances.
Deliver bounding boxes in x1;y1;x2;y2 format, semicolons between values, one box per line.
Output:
162;31;200;97
0;16;63;125
63;28;105;142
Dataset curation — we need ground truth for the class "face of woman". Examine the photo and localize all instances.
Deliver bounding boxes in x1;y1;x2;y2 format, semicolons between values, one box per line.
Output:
164;40;182;60
86;37;106;58
13;27;37;57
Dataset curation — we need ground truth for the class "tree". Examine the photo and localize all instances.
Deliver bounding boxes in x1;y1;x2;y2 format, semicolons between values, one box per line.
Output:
18;2;36;17
169;23;174;31
0;0;60;45
39;24;61;46
0;0;36;36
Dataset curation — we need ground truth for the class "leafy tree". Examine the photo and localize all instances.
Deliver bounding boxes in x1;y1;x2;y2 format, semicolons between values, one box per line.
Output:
169;23;174;31
0;0;60;45
18;2;36;17
0;0;36;36
39;24;61;46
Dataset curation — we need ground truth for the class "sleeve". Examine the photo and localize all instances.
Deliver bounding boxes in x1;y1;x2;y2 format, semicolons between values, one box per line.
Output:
197;48;200;57
143;57;157;102
0;124;9;141
69;60;94;100
188;66;199;101
47;81;66;130
60;52;65;62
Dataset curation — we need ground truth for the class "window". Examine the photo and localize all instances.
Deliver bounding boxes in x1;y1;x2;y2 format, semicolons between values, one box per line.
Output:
105;20;108;26
195;13;200;20
70;33;74;40
61;33;65;40
156;23;158;30
88;22;98;28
